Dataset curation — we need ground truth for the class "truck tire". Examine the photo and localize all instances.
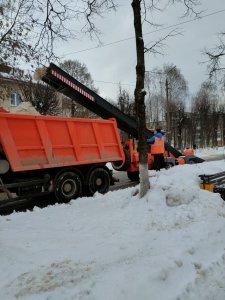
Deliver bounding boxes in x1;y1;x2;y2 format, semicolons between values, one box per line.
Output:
111;148;131;171
127;171;139;182
54;171;82;202
87;167;110;196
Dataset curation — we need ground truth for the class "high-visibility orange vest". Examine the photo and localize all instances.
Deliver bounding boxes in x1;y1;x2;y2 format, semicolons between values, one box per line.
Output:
151;136;165;154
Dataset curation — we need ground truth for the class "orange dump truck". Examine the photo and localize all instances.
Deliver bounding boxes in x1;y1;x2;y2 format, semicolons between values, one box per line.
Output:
0;111;124;201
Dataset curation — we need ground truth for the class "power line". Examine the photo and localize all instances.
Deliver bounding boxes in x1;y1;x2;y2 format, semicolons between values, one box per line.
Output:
63;8;225;57
93;80;135;86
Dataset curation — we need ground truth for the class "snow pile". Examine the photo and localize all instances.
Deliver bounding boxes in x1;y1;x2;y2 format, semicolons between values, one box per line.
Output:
33;67;47;81
195;146;225;158
1;160;225;299
10;101;39;115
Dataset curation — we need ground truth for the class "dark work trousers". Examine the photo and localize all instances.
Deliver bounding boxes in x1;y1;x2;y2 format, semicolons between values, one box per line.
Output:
153;154;165;171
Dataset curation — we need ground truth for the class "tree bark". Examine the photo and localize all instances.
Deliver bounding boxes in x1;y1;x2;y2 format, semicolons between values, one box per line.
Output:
131;0;150;198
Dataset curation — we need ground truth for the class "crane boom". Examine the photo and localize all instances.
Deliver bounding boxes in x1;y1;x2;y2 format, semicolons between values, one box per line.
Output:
39;63;151;139
38;63;183;157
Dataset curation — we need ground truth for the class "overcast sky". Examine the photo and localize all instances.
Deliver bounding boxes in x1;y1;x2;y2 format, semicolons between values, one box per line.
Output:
56;0;225;102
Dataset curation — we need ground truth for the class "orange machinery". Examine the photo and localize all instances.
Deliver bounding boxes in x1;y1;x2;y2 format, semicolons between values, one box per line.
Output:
38;63;204;181
110;138;201;181
0;112;124;201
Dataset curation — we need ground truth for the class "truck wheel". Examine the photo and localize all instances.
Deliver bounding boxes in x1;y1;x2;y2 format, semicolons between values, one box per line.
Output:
127;171;139;182
111;149;131;171
87;167;110;195
54;172;82;202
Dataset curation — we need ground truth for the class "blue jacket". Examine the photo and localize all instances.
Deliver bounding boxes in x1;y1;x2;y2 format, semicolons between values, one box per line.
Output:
147;132;163;144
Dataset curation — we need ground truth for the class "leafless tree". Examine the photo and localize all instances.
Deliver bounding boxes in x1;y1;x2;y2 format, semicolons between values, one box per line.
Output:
116;85;135;141
60;60;97;91
145;69;166;128
59;59;98;118
130;1;200;197
164;65;188;145
145;65;188;148
0;0;72;67
20;79;61;115
32;82;62;115
2;0;201;197
191;81;219;148
117;85;135;117
205;32;225;78
2;68;61;115
70;0;200;198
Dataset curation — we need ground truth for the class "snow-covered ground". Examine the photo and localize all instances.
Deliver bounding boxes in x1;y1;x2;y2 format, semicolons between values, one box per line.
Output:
195;146;225;158
1;149;225;299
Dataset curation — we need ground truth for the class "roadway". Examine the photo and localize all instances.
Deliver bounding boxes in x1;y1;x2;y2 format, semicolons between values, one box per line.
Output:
109;171;138;191
202;153;225;161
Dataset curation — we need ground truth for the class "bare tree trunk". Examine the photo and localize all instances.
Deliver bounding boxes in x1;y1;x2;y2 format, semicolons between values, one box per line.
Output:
131;0;150;198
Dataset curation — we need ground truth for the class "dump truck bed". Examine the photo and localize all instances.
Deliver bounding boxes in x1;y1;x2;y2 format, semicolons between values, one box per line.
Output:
0;112;124;172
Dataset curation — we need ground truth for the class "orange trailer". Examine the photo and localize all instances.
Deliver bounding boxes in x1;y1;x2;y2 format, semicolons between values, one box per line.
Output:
0;112;124;201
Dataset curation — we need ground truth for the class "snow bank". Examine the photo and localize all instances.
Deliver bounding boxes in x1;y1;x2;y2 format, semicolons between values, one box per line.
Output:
1;160;225;299
10;102;39;115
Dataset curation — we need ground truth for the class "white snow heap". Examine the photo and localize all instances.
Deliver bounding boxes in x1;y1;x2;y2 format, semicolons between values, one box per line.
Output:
1;155;225;299
10;101;40;115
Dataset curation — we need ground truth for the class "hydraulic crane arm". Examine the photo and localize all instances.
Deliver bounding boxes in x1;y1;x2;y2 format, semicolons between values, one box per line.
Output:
37;63;183;157
37;63;152;139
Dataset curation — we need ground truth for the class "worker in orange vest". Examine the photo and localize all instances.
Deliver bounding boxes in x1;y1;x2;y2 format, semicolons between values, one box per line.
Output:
147;128;165;171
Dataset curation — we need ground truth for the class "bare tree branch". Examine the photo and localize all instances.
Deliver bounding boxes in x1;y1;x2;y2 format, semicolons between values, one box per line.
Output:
144;29;180;54
204;32;225;83
169;0;202;17
0;0;74;67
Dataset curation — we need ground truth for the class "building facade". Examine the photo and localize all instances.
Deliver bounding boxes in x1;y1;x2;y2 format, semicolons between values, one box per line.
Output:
0;65;24;112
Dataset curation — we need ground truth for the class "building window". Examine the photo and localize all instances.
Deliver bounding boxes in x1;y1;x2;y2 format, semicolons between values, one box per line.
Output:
10;93;22;106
